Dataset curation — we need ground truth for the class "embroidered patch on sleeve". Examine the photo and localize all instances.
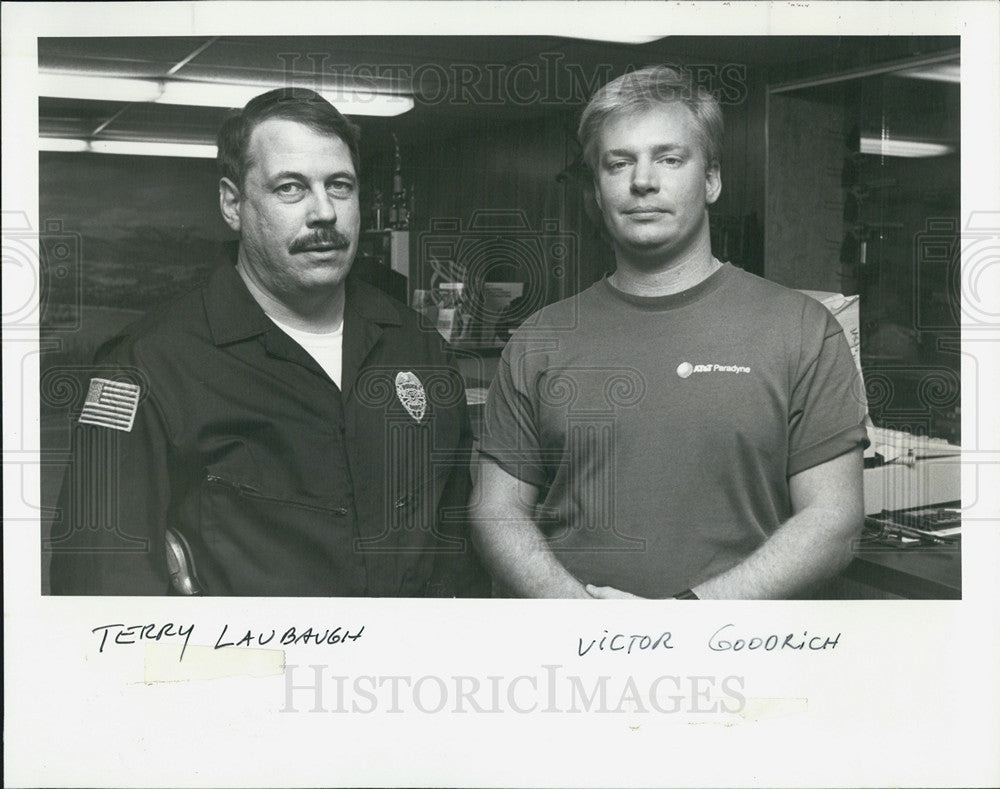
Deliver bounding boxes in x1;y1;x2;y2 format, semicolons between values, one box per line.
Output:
78;378;141;432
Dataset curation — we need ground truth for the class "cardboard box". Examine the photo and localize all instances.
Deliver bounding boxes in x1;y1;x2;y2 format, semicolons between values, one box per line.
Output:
799;289;868;421
799;290;861;372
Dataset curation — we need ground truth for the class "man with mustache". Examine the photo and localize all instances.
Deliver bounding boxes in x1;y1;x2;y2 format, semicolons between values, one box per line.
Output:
49;88;486;596
472;67;869;599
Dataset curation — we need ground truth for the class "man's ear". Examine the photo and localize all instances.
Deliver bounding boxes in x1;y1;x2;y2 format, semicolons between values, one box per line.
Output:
706;161;722;206
219;177;242;233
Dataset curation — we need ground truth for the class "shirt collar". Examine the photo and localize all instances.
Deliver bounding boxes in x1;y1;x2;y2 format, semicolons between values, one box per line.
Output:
343;276;405;328
204;263;403;346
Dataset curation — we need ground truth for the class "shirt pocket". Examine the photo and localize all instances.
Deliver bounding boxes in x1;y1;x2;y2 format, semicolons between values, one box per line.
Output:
356;463;451;550
194;473;366;596
392;464;454;525
357;464;457;596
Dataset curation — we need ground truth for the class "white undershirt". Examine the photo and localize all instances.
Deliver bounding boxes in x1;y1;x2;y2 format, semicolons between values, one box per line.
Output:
268;315;344;388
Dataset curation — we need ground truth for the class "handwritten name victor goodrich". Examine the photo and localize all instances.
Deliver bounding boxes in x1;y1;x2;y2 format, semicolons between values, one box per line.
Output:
576;624;843;656
92;622;365;660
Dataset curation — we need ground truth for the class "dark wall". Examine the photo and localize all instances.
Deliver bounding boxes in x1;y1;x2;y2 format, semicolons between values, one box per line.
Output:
38;55;775;323
395;71;769;307
39;151;235;311
402;112;610;306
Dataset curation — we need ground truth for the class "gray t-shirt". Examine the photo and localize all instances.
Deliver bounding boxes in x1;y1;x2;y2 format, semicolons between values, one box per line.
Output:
478;263;869;597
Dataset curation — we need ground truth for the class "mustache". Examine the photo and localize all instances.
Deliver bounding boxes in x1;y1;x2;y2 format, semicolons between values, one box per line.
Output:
289;228;352;253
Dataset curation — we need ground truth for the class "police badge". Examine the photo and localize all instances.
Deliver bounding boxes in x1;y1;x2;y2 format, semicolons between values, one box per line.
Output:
394;371;426;423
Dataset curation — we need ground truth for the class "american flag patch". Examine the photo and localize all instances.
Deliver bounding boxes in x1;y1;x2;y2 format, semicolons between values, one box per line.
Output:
79;378;141;432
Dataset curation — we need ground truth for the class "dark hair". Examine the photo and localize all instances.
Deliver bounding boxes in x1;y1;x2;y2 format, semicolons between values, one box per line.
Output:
577;65;723;173
217;88;361;187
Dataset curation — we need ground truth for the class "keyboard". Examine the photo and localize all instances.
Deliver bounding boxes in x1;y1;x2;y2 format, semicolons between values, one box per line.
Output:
864;501;961;545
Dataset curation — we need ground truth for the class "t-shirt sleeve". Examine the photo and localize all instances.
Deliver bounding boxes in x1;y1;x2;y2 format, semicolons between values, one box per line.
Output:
787;300;870;476
477;339;548;488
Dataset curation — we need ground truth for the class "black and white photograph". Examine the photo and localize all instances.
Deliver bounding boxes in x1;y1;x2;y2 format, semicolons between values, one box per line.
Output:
4;2;999;787
33;31;964;601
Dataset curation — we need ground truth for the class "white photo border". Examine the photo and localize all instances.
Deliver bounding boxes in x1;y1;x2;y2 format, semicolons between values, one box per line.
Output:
4;3;999;787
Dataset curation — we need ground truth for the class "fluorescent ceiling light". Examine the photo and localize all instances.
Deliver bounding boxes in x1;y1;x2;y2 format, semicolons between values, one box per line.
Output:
39;73;162;103
566;34;665;44
38;71;414;116
38;137;91;153
859;136;956;158
156;81;413;115
40;137;218;158
893;63;960;84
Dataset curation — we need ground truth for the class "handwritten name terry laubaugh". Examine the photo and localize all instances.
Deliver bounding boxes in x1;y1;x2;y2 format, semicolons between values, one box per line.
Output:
92;623;365;660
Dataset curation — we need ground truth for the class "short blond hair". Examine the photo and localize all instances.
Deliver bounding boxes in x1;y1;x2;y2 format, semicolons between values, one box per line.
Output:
578;65;723;173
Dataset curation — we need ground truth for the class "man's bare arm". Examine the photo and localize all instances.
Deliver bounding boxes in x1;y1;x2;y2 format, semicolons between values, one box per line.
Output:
588;448;864;600
470;459;591;598
693;448;864;599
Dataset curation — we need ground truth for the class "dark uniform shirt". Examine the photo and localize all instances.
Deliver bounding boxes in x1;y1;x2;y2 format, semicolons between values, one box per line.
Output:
47;264;486;596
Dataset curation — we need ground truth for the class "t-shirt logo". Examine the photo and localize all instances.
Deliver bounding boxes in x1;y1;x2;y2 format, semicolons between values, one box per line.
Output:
395;371;426;423
676;362;751;379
